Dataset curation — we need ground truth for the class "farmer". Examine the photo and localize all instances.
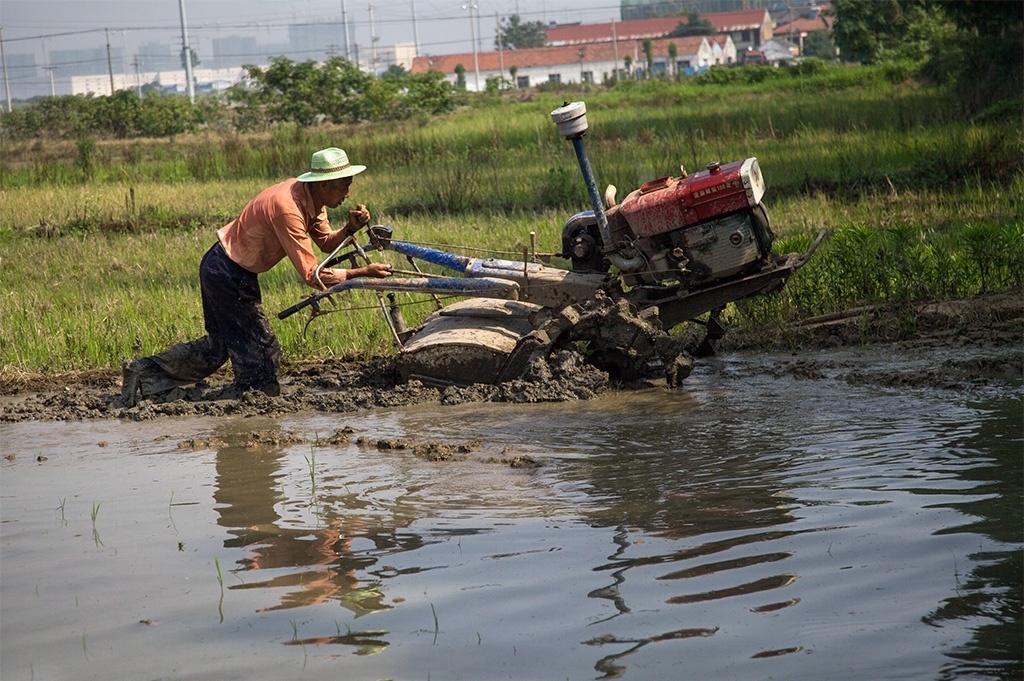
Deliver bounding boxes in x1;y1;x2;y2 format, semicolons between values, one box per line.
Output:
120;147;392;406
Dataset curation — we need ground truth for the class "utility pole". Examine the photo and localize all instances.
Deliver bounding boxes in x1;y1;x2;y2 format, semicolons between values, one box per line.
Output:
612;19;619;80
106;28;116;94
0;25;12;112
411;0;420;56
340;0;351;60
495;12;503;77
178;0;195;103
44;66;55;96
462;2;479;91
368;5;379;74
132;56;142;97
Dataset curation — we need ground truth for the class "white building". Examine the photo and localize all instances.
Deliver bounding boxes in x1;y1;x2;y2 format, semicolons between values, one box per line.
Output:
68;43;417;97
71;67;247;96
412;35;730;91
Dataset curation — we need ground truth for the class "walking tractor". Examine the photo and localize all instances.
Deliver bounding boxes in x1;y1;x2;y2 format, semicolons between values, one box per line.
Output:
279;101;826;388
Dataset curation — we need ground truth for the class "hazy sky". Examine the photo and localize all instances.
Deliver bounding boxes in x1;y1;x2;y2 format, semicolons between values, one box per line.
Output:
1;0;628;97
1;0;624;60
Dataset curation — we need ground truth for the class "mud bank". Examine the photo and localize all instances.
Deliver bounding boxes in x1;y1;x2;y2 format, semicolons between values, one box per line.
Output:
2;293;1021;423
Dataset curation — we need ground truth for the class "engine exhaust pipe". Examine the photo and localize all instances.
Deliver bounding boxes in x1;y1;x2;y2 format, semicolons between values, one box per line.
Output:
551;101;646;273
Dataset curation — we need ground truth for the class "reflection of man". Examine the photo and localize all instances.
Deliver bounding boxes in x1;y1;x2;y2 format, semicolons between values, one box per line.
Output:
210;427;404;617
121;147;392;405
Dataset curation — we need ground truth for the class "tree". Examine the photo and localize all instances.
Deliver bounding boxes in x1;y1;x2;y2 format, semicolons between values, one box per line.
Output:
667;42;678;78
922;0;1023;110
509;65;518;88
496;15;547;50
229;56;373;126
830;0;952;64
180;48;200;70
227;56;373;127
829;0;1022;111
802;30;836;60
454;63;466;90
642;39;654;79
623;55;633;79
667;10;715;38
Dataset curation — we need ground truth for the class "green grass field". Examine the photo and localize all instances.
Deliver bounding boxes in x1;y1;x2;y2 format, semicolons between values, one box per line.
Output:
2;71;1021;377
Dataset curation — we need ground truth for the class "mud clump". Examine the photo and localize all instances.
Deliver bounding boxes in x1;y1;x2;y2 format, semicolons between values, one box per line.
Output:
358;436;482;462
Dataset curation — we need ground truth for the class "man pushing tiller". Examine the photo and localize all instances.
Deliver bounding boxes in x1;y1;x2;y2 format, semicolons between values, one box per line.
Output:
120;147;392;406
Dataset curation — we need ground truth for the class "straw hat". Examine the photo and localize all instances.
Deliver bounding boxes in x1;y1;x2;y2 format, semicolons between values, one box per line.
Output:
296;147;366;182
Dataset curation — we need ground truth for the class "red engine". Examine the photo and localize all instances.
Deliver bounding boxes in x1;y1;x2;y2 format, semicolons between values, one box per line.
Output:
618;158;766;236
615;158;775;287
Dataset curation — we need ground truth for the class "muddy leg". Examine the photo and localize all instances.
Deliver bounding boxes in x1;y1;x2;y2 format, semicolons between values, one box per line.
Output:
120;336;228;406
199;242;280;396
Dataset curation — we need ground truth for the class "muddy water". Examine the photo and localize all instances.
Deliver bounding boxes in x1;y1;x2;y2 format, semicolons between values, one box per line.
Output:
2;346;1021;681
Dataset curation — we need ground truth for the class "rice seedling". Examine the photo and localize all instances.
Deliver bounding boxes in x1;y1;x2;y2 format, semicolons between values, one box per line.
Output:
304;441;317;493
168;491;179;536
214;555;224;623
91;501;103;547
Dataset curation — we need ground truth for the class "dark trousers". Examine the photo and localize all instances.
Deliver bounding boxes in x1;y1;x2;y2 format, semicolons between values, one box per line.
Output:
135;242;281;395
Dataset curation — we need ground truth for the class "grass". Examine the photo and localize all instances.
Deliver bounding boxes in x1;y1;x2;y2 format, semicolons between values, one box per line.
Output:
1;73;1021;378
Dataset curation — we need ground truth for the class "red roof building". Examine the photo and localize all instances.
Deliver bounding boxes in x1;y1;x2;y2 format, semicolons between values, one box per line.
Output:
545;9;773;51
773;6;833;55
411;35;732;91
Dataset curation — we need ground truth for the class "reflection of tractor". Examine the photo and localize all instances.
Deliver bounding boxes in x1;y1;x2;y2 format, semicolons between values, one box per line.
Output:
280;101;825;387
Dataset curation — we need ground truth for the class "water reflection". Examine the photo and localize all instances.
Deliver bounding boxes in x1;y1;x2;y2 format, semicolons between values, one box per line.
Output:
537;368;1023;679
925;396;1023;680
194;363;1021;678
210;423;418;652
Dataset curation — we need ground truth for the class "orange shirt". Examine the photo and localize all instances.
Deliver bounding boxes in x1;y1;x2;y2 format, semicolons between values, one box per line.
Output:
217;178;347;288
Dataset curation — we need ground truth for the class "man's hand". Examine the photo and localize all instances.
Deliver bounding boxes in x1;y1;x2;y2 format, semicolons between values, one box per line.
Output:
364;262;393;278
328;262;392;283
346;203;371;233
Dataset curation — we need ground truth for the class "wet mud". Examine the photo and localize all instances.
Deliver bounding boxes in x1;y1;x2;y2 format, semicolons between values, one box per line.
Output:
2;293;1021;423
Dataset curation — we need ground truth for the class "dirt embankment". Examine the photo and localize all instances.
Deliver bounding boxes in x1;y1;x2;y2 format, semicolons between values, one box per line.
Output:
1;293;1020;423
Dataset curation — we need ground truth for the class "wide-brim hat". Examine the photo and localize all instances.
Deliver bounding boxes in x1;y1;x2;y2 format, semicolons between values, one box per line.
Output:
296;147;366;182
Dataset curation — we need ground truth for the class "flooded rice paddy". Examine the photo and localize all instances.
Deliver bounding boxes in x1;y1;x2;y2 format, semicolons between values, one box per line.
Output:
2;345;1021;681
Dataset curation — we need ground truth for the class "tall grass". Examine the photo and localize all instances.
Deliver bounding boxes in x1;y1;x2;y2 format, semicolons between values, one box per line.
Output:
1;73;1021;377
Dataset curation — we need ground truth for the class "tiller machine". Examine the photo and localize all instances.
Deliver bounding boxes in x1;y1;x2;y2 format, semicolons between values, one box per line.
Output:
280;102;825;387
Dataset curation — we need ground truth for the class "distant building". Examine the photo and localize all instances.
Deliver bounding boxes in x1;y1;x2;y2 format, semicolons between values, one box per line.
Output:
289;22;343;61
379;43;418;72
212;35;259;69
742;38;799;65
546;9;773;52
5;52;38;83
51;46;123;78
412;35;731;91
71;67;246;97
620;0;773;21
137;42;180;72
772;3;833;55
